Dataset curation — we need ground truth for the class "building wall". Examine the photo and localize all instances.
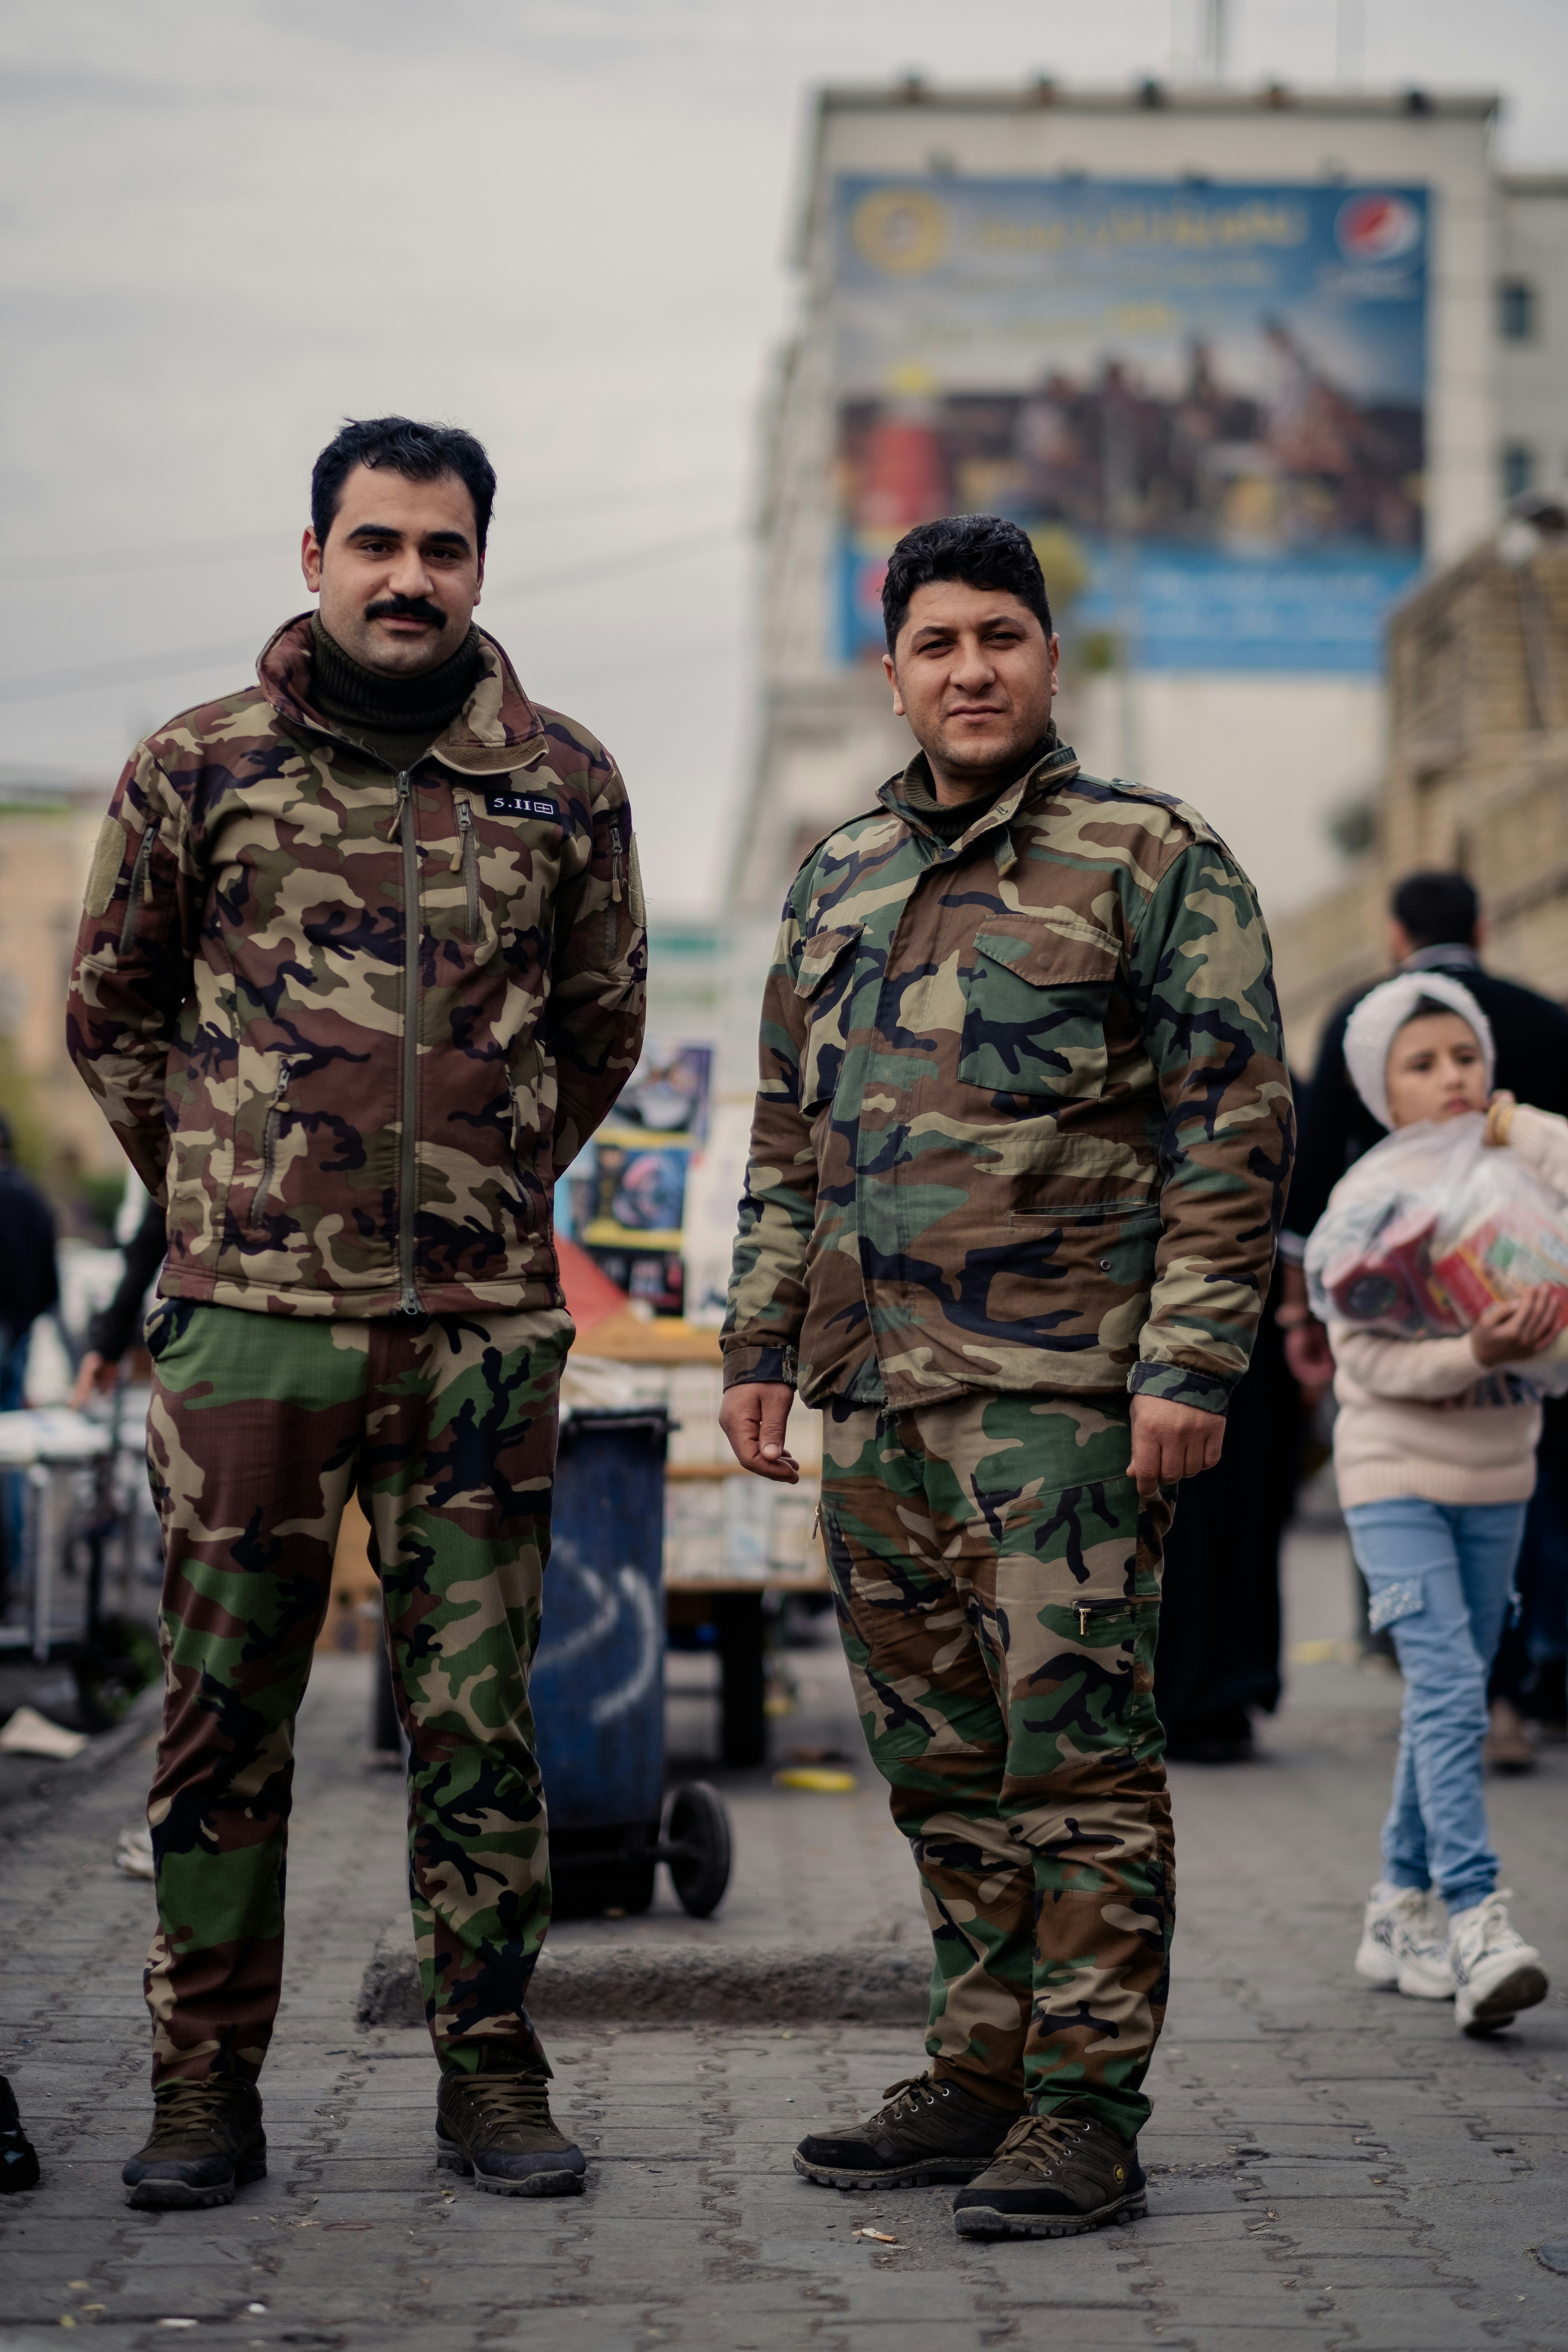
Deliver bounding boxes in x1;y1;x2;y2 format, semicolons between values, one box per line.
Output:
1271;536;1568;1074
0;789;120;1183
1496;178;1568;501
740;84;1501;925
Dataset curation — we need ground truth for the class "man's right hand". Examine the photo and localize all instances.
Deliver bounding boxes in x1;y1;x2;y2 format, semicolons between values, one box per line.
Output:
718;1381;801;1484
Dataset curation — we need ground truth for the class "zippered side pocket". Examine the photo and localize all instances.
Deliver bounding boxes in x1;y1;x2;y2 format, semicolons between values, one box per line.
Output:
504;1069;535;1231
250;1058;296;1226
118;818;156;957
451;797;479;939
1069;1593;1159;1643
604;818;624;960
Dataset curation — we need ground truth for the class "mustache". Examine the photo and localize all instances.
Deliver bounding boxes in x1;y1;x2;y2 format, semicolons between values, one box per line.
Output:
364;594;448;629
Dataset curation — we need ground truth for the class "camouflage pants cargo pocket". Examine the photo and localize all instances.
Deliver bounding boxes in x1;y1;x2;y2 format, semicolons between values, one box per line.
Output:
820;1390;1175;2142
142;1301;573;2087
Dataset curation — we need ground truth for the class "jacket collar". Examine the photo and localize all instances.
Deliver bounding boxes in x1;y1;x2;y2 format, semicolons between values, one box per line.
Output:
878;734;1081;848
256;612;548;776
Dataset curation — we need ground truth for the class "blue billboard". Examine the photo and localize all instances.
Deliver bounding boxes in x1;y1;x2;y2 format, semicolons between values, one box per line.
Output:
832;178;1428;672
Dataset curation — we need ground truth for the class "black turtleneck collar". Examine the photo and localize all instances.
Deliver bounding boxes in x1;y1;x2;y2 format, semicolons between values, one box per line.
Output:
309;613;484;742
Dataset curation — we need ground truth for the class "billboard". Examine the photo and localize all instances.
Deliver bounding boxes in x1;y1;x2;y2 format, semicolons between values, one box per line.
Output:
832;177;1428;673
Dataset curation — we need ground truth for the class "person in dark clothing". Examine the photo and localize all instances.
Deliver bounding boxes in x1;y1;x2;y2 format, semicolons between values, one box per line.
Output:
70;1195;166;1407
1155;1260;1301;1761
1279;872;1568;1767
0;1114;60;1588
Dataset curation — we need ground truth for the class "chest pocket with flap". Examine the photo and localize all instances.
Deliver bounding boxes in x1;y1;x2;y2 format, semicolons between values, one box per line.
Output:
958;919;1120;1104
792;921;864;1114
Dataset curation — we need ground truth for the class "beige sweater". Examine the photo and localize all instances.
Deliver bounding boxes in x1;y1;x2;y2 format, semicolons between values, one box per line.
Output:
1329;1104;1568;1510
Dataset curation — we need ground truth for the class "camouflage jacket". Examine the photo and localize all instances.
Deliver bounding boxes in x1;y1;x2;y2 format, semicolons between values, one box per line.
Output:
721;739;1292;1415
66;613;645;1320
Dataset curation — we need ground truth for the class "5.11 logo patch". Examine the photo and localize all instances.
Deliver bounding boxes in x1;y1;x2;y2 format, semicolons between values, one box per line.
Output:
485;789;560;821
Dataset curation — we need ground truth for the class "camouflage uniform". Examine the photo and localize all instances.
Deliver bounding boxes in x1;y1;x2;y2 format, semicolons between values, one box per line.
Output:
66;616;645;2085
724;736;1291;2139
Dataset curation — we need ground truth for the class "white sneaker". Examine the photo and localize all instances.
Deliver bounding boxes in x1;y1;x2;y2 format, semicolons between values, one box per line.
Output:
1355;1882;1453;1999
1449;1891;1548;2035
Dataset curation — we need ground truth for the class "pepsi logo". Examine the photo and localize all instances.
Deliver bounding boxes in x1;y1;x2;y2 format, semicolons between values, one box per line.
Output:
1336;193;1423;263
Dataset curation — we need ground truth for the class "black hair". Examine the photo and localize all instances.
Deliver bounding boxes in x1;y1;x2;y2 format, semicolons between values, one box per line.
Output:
882;514;1052;655
1390;870;1479;950
310;416;497;556
1405;993;1473;1027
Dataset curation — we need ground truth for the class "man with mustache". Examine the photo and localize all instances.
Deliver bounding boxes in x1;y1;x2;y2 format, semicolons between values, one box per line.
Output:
67;416;645;2208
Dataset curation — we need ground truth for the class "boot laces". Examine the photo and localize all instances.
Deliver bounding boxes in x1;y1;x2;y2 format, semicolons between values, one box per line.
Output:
146;2078;243;2147
874;2073;944;2125
464;2073;553;2129
995;2111;1090;2174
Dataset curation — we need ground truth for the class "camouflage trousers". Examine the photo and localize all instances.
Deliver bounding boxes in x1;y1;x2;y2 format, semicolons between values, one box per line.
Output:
820;1391;1175;2142
141;1298;573;2088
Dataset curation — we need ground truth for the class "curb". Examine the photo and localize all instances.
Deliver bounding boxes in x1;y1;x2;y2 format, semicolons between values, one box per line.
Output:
358;1927;930;2029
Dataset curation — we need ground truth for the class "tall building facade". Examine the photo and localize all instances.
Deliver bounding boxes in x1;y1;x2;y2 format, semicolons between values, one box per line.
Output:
734;81;1566;931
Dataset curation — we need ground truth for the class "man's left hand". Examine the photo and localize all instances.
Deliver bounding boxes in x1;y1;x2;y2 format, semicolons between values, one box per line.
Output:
1129;1394;1224;1497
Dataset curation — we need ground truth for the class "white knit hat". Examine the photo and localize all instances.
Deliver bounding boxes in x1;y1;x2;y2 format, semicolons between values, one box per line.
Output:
1342;971;1495;1131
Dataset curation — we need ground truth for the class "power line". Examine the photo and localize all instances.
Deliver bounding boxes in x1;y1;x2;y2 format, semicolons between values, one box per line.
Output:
0;522;745;705
0;474;744;588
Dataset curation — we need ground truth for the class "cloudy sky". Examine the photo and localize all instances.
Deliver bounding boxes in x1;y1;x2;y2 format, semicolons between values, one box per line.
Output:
3;0;1565;914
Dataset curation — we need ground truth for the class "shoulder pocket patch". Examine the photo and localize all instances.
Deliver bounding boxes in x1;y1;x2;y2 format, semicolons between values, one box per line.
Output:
86;813;127;917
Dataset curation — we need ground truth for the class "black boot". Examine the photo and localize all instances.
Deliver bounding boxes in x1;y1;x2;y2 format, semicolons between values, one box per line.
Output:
953;2100;1146;2239
436;2064;586;2197
0;2077;40;2193
794;2071;1018;2190
122;2078;266;2210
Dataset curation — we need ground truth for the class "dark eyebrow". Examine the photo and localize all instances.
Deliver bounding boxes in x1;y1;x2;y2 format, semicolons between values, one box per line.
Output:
343;521;473;553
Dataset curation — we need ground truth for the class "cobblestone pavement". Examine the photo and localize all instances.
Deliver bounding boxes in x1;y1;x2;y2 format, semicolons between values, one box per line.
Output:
3;1519;1568;2350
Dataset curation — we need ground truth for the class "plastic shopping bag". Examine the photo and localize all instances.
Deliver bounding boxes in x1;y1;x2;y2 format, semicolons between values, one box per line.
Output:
1304;1112;1568;1394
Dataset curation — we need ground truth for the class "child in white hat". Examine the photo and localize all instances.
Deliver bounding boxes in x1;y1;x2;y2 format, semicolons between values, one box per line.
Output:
1326;971;1564;2032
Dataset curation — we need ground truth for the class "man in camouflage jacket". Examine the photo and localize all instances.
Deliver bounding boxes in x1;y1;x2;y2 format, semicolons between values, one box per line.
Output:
721;517;1292;2240
66;418;645;2209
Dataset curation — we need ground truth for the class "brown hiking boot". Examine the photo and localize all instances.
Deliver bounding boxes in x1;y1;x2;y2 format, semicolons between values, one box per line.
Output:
794;2071;1018;2190
952;2101;1146;2238
435;2067;586;2197
122;2078;265;2210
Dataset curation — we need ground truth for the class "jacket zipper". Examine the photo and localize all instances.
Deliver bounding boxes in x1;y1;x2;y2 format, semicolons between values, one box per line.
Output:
451;796;479;939
119;819;155;956
604;818;624;960
250;1057;295;1226
397;770;422;1315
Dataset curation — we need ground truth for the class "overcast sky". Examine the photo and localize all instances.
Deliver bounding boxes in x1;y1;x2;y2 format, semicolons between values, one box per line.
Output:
3;0;1566;915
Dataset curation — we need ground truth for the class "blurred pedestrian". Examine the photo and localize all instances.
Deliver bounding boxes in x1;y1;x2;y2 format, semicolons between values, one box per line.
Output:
721;516;1292;2240
0;1112;60;1592
1278;872;1568;1768
1315;973;1555;2034
66;416;645;2212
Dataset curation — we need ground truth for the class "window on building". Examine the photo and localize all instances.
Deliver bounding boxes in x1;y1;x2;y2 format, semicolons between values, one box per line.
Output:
1499;280;1536;341
1502;444;1536;501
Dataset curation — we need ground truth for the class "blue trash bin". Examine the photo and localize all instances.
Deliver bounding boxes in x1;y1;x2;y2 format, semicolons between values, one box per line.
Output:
533;1405;731;1919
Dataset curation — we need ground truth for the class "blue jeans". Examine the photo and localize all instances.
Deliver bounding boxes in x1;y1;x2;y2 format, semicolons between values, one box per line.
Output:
1344;1497;1529;1916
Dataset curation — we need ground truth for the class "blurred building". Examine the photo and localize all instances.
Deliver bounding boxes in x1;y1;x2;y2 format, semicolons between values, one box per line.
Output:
0;767;115;1185
735;79;1568;933
1273;513;1568;1067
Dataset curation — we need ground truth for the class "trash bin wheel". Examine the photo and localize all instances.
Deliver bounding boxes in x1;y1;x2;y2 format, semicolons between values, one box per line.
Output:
662;1781;732;1919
